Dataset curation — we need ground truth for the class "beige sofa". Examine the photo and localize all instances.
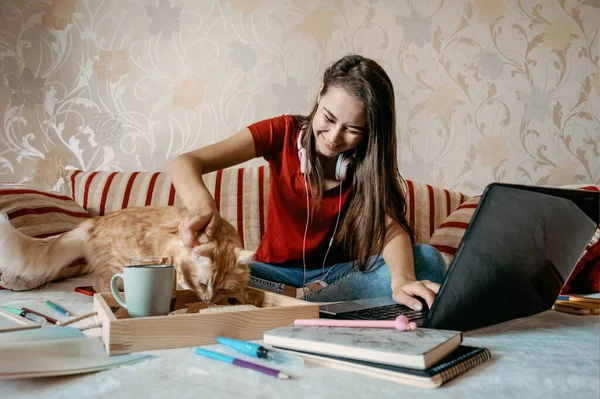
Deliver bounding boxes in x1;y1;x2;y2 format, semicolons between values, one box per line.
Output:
0;165;467;292
60;166;469;249
3;167;598;295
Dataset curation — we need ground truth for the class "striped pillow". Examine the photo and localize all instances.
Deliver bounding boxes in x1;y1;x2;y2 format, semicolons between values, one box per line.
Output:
0;184;91;287
428;196;481;267
428;185;600;268
404;180;469;244
64;167;270;252
0;184;91;238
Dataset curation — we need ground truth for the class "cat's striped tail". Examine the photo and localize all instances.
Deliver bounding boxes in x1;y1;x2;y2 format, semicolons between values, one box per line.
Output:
0;213;92;291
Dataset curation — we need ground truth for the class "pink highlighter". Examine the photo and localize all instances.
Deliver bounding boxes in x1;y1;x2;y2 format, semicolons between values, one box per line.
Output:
294;315;417;331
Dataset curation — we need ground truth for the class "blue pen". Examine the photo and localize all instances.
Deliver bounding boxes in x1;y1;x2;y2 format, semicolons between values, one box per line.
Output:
216;337;304;365
194;347;290;379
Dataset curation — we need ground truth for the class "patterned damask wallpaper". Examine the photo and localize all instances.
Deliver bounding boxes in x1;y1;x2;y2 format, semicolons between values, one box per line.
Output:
0;0;598;195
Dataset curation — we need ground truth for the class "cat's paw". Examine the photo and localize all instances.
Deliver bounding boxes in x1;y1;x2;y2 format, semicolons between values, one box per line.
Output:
0;272;41;291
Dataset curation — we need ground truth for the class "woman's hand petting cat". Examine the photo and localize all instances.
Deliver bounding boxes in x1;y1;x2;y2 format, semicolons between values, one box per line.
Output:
391;278;440;311
179;204;221;248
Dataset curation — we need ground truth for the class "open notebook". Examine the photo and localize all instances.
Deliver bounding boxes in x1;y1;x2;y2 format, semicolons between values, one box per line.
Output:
0;327;152;379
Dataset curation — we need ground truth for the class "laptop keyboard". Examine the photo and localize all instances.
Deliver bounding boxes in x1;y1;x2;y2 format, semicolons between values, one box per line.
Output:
339;303;427;321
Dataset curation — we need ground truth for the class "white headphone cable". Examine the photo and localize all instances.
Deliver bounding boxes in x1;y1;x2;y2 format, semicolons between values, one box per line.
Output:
302;173;310;287
320;181;343;282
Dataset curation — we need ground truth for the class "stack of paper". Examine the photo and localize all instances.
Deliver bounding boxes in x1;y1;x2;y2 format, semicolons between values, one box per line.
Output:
263;326;490;388
0;327;152;379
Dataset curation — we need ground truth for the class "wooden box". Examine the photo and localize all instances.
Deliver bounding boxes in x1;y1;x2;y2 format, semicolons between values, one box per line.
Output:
93;288;319;355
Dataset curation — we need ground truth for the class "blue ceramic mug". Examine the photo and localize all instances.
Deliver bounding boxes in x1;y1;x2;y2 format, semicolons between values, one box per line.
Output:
110;265;174;318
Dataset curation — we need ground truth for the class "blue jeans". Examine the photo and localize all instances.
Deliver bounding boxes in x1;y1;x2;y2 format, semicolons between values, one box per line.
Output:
248;244;447;302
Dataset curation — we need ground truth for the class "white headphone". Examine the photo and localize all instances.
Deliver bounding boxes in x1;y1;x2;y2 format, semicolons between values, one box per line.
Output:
296;130;355;181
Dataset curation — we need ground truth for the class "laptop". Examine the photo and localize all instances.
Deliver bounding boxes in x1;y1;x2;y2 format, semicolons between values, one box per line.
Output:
319;183;600;331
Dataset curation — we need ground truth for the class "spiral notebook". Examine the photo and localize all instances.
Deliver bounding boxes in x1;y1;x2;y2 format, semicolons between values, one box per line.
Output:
277;345;491;388
263;325;462;369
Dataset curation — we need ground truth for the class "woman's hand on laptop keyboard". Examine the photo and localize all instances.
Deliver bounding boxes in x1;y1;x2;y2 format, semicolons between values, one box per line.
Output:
391;279;440;311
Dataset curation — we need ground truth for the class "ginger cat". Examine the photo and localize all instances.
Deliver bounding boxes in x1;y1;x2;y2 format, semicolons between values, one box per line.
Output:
0;206;253;303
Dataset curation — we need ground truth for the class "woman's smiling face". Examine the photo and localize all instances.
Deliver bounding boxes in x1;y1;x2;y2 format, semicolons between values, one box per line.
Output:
312;86;366;159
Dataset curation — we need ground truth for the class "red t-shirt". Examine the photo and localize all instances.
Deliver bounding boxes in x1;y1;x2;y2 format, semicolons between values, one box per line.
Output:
248;115;353;269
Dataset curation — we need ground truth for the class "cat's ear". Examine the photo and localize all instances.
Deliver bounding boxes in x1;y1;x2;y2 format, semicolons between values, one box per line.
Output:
236;250;255;265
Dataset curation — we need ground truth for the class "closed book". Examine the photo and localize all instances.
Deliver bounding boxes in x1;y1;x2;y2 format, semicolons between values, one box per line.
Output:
263;326;462;369
277;345;491;389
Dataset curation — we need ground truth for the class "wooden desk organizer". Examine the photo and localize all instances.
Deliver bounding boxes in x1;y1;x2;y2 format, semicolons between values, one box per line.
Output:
93;288;318;355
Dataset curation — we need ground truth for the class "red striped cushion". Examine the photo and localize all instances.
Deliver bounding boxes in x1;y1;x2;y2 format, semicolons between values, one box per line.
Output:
211;166;270;251
0;184;91;238
0;184;91;286
428;196;481;267
66;170;184;214
429;185;600;268
64;168;466;250
404;180;469;244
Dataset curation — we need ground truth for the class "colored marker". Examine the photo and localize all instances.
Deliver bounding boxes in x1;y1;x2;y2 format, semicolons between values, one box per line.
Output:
216;337;304;365
45;300;71;316
1;306;47;324
194;347;291;379
21;307;59;324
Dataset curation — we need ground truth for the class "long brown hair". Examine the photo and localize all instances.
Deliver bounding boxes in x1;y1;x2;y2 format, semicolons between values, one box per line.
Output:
295;54;414;271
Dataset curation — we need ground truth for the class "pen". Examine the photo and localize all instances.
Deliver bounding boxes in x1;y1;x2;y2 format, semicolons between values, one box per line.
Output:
557;295;600;304
194;347;291;379
216;337;304;365
294;315;418;331
45;300;71;316
21;306;59;324
1;306;47;324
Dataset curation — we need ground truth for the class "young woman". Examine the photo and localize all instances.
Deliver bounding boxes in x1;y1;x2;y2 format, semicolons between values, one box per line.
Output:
169;55;446;311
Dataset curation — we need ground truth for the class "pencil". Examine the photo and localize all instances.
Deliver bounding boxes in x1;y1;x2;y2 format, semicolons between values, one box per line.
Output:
555;300;600;314
56;311;98;326
555;300;599;309
557;294;600;304
45;300;71;316
566;297;600;304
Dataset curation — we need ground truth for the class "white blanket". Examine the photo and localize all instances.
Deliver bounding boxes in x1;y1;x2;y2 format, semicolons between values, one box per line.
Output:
0;276;598;399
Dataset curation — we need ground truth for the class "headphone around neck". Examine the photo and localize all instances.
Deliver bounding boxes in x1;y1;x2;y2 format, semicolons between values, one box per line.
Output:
296;130;355;181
